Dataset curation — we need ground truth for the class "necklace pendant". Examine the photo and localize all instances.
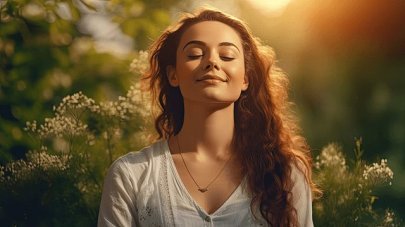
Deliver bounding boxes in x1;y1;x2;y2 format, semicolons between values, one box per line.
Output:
198;188;208;193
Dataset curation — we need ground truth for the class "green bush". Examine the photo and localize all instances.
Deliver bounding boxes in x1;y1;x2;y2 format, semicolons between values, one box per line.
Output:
0;58;152;225
0;149;94;226
313;139;401;226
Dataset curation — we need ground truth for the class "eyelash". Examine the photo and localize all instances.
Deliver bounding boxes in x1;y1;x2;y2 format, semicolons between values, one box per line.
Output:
221;56;235;61
187;55;203;60
187;55;235;61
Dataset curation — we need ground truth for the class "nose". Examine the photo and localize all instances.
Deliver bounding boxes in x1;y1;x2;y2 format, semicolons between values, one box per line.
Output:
204;53;220;71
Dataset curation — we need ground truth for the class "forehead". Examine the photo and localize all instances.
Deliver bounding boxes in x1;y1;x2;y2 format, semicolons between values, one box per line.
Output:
178;21;243;49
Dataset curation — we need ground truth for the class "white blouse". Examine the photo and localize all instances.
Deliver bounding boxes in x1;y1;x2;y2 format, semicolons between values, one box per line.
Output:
98;140;314;227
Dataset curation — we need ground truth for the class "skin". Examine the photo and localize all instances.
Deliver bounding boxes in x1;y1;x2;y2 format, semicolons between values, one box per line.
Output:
167;21;248;214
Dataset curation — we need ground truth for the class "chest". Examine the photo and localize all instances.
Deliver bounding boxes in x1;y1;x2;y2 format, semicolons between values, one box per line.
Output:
172;155;243;214
133;150;268;226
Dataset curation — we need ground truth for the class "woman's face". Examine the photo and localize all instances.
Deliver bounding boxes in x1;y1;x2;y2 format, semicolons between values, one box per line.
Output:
168;21;248;105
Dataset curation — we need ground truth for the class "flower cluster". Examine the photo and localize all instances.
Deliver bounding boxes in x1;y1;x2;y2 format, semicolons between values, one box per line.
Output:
25;115;88;138
312;140;400;226
0;147;67;184
24;79;152;157
363;159;394;186
129;50;149;75
126;83;151;118
26;148;68;170
25;120;38;133
99;98;132;120
54;91;98;115
25;50;153;139
315;143;347;173
98;82;152;120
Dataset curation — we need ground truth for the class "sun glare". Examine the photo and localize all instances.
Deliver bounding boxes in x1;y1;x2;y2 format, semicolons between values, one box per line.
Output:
246;0;292;16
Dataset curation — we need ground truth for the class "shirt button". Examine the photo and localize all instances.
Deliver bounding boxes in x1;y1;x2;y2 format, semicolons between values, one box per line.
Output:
204;215;211;222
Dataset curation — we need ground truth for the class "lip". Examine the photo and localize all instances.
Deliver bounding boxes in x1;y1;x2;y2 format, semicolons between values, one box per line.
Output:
196;74;227;82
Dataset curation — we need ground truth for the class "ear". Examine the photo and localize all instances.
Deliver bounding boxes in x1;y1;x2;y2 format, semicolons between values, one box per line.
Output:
241;75;249;91
166;65;179;87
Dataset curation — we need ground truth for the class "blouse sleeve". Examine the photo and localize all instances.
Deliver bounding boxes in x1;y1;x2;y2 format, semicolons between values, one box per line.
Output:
98;158;138;227
291;165;314;227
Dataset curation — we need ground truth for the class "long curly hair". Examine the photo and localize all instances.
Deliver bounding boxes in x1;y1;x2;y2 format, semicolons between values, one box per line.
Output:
143;8;319;226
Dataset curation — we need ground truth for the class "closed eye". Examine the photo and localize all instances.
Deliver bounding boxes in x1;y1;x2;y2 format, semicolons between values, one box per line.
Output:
187;55;203;60
221;56;235;61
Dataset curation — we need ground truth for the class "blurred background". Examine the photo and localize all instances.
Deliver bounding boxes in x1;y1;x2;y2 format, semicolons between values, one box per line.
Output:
1;0;404;220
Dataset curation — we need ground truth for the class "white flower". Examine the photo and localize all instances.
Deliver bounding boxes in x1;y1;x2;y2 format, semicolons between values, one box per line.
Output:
24;120;37;133
126;83;151;118
26;150;68;171
97;82;152;120
37;115;88;138
99;100;130;120
54;91;98;115
315;143;347;173
129;50;149;74
363;159;393;185
0;148;68;184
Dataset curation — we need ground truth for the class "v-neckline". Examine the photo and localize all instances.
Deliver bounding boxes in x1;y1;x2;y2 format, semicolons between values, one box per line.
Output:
163;140;244;216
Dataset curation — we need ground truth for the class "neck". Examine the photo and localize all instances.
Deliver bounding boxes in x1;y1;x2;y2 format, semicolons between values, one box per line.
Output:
176;100;235;160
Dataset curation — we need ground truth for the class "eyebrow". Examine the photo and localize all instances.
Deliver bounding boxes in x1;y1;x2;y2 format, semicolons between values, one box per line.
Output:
182;40;240;52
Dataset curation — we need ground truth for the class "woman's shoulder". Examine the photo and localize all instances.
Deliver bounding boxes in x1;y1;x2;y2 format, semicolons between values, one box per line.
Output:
289;158;312;202
290;158;309;182
119;139;167;164
289;158;314;226
108;139;168;178
289;158;312;200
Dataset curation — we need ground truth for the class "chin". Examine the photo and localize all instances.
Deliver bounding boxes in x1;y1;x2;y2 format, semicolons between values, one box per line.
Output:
201;97;238;105
183;92;240;105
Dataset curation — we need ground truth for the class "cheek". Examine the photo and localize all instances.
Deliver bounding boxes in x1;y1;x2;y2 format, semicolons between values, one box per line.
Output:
176;60;200;77
226;62;245;83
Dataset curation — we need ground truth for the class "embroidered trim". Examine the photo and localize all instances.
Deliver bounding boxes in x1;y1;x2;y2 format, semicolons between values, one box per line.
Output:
160;142;175;226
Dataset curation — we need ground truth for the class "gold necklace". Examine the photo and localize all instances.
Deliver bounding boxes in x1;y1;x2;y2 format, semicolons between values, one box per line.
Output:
175;136;233;193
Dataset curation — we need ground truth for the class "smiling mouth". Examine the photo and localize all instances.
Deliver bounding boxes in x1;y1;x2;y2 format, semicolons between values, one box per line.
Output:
196;75;227;82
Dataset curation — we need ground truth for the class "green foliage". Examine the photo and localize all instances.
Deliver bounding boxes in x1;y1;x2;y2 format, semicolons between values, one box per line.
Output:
0;0;179;164
0;149;94;226
0;0;177;224
0;75;152;225
313;139;401;226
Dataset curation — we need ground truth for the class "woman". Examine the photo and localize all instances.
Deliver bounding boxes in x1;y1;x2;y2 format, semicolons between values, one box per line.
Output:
98;8;319;227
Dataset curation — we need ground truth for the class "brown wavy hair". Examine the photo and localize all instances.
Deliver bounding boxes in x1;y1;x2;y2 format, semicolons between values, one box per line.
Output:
143;8;319;226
